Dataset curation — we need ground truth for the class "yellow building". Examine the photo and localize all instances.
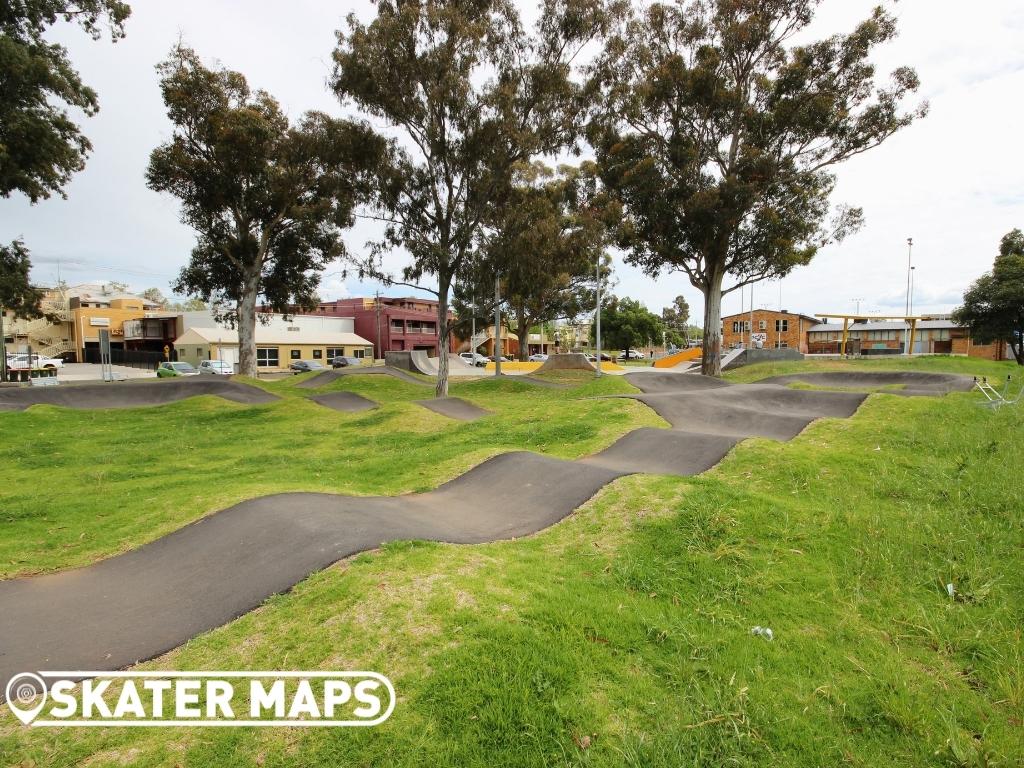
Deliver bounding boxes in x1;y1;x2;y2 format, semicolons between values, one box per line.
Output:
174;327;374;372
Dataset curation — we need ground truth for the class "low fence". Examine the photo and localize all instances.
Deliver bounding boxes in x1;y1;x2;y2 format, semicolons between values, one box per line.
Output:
83;348;170;371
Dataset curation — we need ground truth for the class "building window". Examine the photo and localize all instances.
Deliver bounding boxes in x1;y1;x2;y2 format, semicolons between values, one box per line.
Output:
257;348;279;367
327;347;344;359
353;348;365;359
732;321;739;333
290;349;301;360
312;349;322;359
758;320;766;330
775;319;789;332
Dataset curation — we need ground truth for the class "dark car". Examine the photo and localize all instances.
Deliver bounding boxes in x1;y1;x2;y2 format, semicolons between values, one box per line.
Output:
330;356;363;368
289;360;326;374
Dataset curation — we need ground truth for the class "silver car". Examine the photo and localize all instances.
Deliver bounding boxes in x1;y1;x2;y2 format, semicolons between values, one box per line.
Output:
198;360;234;375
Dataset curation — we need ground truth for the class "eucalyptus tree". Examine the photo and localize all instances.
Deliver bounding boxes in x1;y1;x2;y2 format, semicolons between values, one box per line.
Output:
954;229;1024;366
460;163;607;361
147;46;384;377
1;1;130;337
331;0;613;396
589;0;925;374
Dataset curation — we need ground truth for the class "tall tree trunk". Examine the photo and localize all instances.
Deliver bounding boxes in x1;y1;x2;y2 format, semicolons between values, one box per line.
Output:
236;269;261;378
516;311;529;362
435;283;450;398
701;268;725;377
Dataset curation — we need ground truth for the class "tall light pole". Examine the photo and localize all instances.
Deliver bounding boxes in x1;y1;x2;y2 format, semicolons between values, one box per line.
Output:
595;253;602;377
909;237;917;354
494;274;501;377
904;237;914;314
910;266;916;315
851;298;864;316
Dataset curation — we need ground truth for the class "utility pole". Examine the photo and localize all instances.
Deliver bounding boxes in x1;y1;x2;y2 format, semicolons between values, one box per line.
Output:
0;307;6;383
910;266;916;315
471;291;476;355
851;298;864;316
909;237;917;358
374;291;381;360
748;284;754;348
595;254;602;377
494;274;501;377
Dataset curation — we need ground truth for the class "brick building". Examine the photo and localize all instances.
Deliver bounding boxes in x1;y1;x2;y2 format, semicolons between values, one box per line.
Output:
807;318;1009;360
721;310;820;353
313;297;458;358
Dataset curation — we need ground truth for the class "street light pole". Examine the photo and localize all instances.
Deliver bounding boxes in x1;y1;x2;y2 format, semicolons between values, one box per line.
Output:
910;266;916;315
909;236;917;356
494;274;501;377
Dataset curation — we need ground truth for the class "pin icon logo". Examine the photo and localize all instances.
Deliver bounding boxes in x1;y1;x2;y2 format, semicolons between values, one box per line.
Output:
5;673;47;725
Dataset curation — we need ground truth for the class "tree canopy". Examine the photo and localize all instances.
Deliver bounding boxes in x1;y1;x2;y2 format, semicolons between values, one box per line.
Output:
0;0;131;202
661;295;690;346
147;46;383;377
593;295;662;353
457;163;607;361
0;239;44;319
953;229;1024;366
331;0;611;396
588;0;924;374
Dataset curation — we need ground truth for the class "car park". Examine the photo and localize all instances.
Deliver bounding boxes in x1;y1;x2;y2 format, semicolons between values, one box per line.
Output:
528;353;548;362
460;352;488;367
290;360;326;373
198;360;234;375
157;362;199;377
330;356;363;368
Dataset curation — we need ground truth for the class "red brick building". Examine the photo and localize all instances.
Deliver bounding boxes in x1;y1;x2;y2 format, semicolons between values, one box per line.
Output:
721;310;820;353
313;297;458;358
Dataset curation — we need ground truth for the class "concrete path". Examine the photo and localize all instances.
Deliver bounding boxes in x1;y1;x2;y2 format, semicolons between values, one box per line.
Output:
0;378;278;412
0;370;964;697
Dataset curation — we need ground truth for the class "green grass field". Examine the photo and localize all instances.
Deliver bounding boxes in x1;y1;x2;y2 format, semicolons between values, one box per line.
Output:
1;357;1022;766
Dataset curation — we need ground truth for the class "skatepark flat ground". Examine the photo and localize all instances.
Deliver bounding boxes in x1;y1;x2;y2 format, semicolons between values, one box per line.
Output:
1;357;1021;765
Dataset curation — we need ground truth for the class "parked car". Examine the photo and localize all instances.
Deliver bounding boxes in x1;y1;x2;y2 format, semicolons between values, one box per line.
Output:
528;353;548;362
198;360;234;375
157;361;199;377
290;360;326;373
488;355;511;363
617;349;645;360
330;356;362;368
459;352;488;367
6;353;64;370
585;352;613;362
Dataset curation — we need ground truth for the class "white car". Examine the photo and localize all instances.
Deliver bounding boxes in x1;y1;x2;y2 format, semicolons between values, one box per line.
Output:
528;353;548;362
618;349;645;360
198;360;234;375
459;352;488;367
6;353;64;370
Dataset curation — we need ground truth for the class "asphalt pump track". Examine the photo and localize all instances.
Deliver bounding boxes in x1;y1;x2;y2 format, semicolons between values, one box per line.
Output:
0;370;973;697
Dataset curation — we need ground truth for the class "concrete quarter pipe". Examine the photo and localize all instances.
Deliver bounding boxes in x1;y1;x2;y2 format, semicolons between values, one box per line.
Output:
0;370;971;696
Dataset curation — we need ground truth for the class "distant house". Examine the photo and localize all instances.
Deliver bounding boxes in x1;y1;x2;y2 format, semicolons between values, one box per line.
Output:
806;317;1008;360
721;310;820;353
312;297;459;359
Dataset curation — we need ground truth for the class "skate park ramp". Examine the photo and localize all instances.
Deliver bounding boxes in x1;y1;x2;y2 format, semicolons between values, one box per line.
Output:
757;370;975;396
653;347;702;369
310;391;379;413
386;350;481;377
0;378;279;411
534;353;596;373
0;367;971;698
415;396;492;421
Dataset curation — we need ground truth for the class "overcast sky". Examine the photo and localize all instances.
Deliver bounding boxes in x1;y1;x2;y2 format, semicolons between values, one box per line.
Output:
2;0;1022;324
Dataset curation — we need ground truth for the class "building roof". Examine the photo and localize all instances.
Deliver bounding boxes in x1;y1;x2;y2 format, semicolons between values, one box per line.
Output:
175;327;373;347
808;319;960;332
